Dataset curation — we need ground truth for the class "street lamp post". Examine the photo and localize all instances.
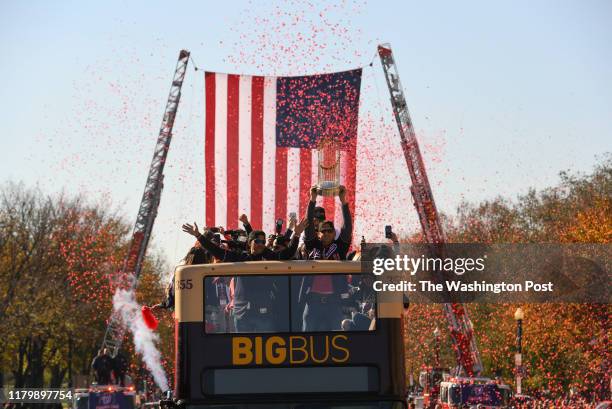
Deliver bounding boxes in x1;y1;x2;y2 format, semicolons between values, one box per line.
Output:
433;327;441;367
514;307;525;395
68;337;73;388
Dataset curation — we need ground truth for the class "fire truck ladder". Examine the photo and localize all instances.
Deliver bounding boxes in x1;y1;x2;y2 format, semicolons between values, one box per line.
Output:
377;43;483;376
101;50;190;357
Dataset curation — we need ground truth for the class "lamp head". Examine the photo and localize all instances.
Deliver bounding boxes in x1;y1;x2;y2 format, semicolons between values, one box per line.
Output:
514;307;525;321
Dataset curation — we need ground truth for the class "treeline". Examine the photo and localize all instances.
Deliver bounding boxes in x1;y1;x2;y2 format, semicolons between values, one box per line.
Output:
405;155;610;397
0;183;168;391
1;155;609;398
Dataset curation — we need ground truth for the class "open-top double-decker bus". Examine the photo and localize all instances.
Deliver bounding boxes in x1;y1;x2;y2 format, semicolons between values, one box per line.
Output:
162;260;407;409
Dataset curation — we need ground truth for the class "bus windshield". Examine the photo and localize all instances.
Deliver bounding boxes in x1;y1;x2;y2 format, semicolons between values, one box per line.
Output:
204;274;376;334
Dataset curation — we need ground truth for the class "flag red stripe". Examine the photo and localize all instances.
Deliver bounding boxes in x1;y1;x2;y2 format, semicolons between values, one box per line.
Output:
226;74;240;229
205;72;216;227
298;149;312;219
345;141;357;235
274;147;288;224
250;76;265;229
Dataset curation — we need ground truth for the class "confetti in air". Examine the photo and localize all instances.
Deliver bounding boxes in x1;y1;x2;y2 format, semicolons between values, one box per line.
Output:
31;1;610;399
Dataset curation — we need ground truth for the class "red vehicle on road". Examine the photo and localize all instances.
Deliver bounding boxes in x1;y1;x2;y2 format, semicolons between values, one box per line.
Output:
419;367;450;408
438;377;512;408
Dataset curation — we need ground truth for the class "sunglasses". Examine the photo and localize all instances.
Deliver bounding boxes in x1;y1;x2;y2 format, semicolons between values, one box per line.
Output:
253;238;266;245
320;229;334;234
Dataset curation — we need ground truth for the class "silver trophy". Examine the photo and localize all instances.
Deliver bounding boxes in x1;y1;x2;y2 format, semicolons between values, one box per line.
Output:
316;138;341;197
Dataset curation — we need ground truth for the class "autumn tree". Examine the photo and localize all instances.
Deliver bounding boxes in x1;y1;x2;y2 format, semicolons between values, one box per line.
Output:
0;182;168;392
404;155;610;399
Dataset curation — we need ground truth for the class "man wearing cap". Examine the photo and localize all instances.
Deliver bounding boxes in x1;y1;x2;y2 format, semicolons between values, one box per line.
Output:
298;185;353;331
303;184;352;260
298;204;340;247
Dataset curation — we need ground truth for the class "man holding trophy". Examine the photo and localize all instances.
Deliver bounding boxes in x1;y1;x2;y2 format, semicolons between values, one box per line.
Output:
303;184;352;261
297;141;354;330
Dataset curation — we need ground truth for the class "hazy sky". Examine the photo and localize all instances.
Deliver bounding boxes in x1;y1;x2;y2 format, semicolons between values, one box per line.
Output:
1;0;610;266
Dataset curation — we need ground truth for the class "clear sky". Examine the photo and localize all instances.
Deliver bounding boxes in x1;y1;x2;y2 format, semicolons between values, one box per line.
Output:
1;0;610;267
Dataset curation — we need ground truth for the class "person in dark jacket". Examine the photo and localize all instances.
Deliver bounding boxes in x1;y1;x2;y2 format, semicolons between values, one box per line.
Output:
303;185;352;260
182;220;306;263
91;348;113;385
112;351;129;386
182;219;308;332
299;185;353;331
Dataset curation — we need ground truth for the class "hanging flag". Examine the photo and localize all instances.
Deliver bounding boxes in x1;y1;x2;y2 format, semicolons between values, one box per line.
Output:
204;68;362;233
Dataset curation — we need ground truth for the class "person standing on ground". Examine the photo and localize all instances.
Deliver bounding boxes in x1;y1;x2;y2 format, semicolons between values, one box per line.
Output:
91;348;113;385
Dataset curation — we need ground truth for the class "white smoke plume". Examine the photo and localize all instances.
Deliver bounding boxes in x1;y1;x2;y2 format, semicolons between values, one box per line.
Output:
112;287;169;392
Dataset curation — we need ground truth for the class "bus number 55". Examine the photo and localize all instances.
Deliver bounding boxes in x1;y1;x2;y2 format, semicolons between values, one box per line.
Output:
177;279;193;290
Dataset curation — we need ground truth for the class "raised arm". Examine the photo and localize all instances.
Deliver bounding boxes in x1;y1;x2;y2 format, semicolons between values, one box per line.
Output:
304;186;318;242
280;217;307;259
239;214;253;235
389;231;400;254
338;185;352;244
182;222;244;262
284;214;297;239
264;218;307;260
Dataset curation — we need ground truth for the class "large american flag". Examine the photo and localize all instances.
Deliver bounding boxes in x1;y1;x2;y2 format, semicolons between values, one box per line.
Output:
204;69;362;233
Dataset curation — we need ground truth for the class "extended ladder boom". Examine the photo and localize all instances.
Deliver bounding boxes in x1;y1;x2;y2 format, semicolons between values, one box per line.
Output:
377;43;483;376
101;50;190;357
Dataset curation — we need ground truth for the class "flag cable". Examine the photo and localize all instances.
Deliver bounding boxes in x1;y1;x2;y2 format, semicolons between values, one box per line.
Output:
171;61;199;263
190;55;201;72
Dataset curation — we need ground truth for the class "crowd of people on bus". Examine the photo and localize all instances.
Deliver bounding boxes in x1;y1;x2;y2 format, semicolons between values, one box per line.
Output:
151;185;395;333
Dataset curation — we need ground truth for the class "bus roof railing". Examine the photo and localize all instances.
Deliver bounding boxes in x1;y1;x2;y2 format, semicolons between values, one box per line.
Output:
175;259;362;277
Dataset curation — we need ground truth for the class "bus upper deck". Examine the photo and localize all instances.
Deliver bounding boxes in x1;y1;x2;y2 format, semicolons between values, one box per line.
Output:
169;260;407;409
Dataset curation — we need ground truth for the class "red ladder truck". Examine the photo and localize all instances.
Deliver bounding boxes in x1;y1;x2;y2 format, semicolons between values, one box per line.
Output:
377;43;484;407
100;50;190;359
